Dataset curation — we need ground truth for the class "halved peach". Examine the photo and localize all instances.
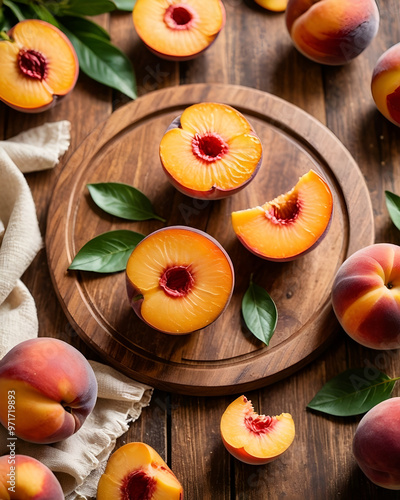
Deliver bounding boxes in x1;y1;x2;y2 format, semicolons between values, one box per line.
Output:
133;0;225;61
159;102;263;200
0;19;79;113
231;169;333;261
126;226;234;334
97;442;183;499
255;0;288;12
220;395;295;465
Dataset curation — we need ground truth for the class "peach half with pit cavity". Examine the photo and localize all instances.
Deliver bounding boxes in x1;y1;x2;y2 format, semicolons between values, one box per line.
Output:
231;169;333;261
220;395;295;465
159;102;263;200
132;0;226;61
126;226;234;335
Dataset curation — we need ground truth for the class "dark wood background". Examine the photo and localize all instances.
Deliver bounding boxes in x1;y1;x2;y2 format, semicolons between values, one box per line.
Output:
2;0;400;498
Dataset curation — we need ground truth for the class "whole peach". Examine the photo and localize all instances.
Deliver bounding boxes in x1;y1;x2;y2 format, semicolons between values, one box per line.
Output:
0;338;98;444
331;243;400;349
371;43;400;127
286;0;380;65
353;398;400;489
0;454;64;500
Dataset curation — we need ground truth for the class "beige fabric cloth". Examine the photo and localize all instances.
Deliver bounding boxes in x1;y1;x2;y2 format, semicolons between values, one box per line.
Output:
0;122;153;499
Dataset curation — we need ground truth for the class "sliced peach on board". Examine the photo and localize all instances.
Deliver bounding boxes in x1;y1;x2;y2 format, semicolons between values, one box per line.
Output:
255;0;288;12
159;102;263;200
231;169;333;261
220;395;295;465
133;0;225;61
97;442;183;500
0;19;79;113
126;226;234;334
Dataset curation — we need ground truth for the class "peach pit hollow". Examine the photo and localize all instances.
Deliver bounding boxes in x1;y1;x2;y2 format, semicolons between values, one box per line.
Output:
159;265;194;298
164;4;198;30
192;132;229;163
18;49;48;80
265;191;301;225
121;470;156;500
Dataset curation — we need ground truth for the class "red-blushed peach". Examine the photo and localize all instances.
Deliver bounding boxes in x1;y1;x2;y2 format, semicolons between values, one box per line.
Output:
231;169;333;261
133;0;225;61
353;397;400;489
220;395;295;465
159;102;263;200
0;337;98;444
0;454;64;500
126;226;234;335
97;442;183;499
0;19;79;113
331;243;400;349
255;0;288;12
371;43;400;127
286;0;380;65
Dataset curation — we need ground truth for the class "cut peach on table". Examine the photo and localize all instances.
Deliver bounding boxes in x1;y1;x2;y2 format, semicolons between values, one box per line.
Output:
220;395;295;465
159;102;263;200
97;442;183;500
372;43;400;127
0;454;64;500
132;0;225;61
255;0;288;12
126;226;234;334
231;169;333;261
286;0;380;65
0;19;78;112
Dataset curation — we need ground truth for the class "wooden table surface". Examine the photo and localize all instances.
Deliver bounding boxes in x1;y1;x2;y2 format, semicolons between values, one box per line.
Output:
2;0;400;498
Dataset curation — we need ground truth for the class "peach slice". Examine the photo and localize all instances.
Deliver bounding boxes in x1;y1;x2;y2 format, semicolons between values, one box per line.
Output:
0;19;79;113
159;102;263;200
371;43;400;127
231;169;333;261
133;0;225;61
126;226;234;334
97;442;183;499
0;454;64;500
220;395;295;465
255;0;288;12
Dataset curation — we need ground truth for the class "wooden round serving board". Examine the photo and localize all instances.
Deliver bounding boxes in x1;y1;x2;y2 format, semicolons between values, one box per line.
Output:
46;83;374;396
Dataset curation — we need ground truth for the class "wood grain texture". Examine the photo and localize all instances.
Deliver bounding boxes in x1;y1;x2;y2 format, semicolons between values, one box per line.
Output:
45;83;374;395
2;0;400;498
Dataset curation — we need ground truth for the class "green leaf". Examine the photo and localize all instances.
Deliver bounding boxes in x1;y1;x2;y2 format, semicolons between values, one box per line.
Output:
242;277;278;345
3;0;25;21
111;0;136;10
55;0;116;16
385;190;400;231
69;229;145;273
87;182;165;222
59;15;110;40
307;368;400;417
30;2;58;23
59;26;137;99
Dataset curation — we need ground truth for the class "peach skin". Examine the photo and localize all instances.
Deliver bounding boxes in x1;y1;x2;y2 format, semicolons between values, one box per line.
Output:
286;0;380;65
255;0;288;12
0;454;64;500
353;398;400;489
220;395;295;465
0;338;98;444
332;243;400;349
97;442;183;499
372;43;400;127
0;19;78;112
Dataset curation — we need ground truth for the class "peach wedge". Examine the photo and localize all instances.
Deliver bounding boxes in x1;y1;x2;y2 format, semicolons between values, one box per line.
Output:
126;226;234;334
0;19;78;112
231;170;333;261
133;0;225;61
160;102;263;200
97;442;183;499
220;395;295;465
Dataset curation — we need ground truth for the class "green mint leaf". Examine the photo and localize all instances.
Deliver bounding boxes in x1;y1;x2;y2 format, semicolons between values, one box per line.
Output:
59;26;137;99
307;368;400;417
87;182;165;222
56;0;116;16
57;15;110;40
111;0;136;10
69;229;145;273
242;277;278;346
385;190;400;231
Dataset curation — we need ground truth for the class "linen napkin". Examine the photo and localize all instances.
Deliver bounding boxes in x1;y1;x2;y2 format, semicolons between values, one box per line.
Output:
0;122;153;499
